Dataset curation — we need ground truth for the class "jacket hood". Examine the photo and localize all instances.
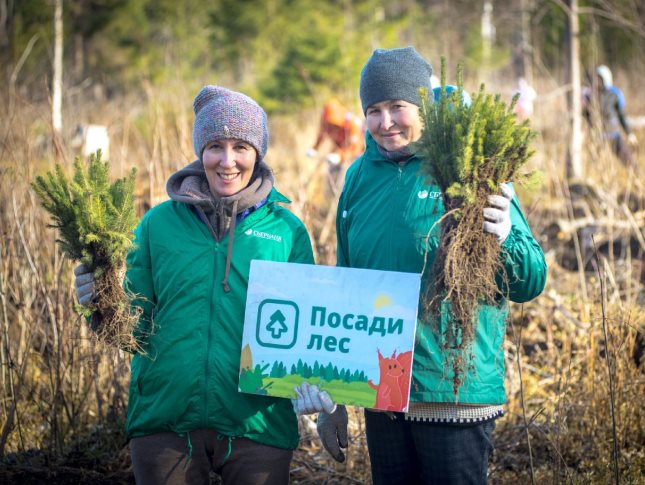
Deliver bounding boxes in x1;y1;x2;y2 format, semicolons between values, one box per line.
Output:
596;65;613;88
165;158;276;292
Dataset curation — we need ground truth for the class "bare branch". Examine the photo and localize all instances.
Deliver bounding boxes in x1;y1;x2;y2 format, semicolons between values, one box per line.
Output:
579;5;645;36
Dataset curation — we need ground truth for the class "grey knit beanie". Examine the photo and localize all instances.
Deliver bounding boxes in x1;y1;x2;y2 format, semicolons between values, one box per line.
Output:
359;47;434;114
192;85;269;160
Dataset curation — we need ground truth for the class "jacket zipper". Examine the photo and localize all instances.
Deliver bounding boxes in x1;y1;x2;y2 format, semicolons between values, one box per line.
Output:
203;243;218;426
389;164;405;267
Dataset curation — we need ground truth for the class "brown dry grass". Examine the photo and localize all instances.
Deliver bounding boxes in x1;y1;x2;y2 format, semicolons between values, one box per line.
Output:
1;79;644;484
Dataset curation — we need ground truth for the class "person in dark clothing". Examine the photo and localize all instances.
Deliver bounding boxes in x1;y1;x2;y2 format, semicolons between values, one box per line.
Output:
583;65;638;168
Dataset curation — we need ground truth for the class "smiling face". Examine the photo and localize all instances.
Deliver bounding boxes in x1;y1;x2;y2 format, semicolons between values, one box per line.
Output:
365;99;423;152
202;138;257;197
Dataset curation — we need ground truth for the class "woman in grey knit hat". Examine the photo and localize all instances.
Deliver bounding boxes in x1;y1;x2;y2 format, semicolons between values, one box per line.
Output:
311;46;547;484
74;85;329;485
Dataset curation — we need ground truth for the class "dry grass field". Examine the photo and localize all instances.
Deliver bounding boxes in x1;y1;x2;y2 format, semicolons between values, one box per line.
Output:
0;79;643;484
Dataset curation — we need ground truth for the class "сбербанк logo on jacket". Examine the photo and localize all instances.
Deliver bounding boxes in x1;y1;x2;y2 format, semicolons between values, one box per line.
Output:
245;228;282;242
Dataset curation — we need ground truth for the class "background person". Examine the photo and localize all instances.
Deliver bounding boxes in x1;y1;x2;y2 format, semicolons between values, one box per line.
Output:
313;46;547;484
306;97;365;192
75;85;320;485
512;77;537;120
583;64;638;168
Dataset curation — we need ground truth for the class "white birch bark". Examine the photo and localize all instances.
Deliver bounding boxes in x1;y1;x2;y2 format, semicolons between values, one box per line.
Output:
52;0;63;135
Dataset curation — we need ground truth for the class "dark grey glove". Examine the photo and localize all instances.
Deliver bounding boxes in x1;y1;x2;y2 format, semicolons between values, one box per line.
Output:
316;405;348;462
74;263;96;307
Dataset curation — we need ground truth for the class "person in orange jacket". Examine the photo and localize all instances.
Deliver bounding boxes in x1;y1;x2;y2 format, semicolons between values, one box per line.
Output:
306;98;365;183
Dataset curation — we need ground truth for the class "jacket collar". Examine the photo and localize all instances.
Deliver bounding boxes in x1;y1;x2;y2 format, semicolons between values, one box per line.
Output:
363;131;420;166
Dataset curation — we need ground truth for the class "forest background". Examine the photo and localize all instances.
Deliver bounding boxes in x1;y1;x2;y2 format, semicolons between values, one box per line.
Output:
1;0;644;483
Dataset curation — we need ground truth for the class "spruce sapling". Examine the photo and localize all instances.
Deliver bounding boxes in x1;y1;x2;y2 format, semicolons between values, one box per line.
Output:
413;58;537;395
32;150;143;352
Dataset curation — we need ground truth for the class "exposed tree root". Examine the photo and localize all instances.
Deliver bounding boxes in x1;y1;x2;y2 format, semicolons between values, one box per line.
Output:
90;263;143;354
424;191;505;395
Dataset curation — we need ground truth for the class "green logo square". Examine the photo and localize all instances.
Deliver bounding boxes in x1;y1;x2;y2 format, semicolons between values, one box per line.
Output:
256;299;299;349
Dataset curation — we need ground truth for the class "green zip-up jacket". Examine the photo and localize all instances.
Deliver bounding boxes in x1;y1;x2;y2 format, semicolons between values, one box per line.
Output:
336;134;547;404
124;188;314;449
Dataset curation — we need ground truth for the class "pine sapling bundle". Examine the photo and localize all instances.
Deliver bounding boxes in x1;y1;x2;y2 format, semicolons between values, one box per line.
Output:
413;60;537;395
32;150;142;352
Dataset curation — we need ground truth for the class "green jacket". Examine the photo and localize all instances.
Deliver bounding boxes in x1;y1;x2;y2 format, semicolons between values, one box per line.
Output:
336;134;547;404
124;188;314;449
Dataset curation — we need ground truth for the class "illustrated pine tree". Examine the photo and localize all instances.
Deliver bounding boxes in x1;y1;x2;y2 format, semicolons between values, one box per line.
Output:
267;309;288;338
31;150;142;351
414;59;538;394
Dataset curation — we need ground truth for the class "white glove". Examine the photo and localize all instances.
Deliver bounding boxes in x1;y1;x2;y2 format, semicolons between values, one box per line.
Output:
74;263;96;307
483;183;513;244
292;382;336;415
306;148;318;158
326;153;341;165
627;133;638;147
317;405;349;462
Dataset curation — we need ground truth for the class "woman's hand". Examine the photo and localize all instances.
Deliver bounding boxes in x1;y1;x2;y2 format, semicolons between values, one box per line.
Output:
483;183;513;244
317;405;349;462
74;264;96;306
292;382;336;415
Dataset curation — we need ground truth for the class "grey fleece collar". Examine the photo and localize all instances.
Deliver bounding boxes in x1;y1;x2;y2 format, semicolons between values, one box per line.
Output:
167;160;273;211
166;159;274;239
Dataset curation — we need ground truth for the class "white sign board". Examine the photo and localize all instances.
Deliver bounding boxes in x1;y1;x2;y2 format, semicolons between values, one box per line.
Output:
239;260;421;411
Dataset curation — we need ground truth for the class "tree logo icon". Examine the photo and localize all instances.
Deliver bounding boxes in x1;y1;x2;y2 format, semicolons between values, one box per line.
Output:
267;310;288;338
256;299;299;349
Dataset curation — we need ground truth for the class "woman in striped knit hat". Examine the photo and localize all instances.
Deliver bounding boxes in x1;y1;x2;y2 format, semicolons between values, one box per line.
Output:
74;85;328;484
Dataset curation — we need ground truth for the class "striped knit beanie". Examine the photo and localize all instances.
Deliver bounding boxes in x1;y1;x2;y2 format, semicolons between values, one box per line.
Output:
192;85;269;160
359;46;433;114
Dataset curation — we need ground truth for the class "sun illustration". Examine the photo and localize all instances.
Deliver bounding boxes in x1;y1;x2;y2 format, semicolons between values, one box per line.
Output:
374;294;392;309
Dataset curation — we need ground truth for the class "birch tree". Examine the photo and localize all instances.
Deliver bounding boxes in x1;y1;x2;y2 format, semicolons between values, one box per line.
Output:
566;0;583;179
480;0;495;78
52;0;63;136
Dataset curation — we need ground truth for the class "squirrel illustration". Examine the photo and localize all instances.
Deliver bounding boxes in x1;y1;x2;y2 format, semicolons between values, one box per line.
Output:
368;349;412;411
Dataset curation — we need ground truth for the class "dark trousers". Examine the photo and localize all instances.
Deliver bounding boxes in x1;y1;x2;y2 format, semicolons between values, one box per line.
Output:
365;410;496;485
130;429;293;485
607;132;635;169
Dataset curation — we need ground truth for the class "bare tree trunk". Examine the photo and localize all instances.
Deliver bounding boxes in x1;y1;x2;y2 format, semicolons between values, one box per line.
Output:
0;0;11;48
566;0;583;180
512;0;533;82
481;0;495;80
520;0;533;84
73;33;84;83
52;0;63;136
1;0;15;83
